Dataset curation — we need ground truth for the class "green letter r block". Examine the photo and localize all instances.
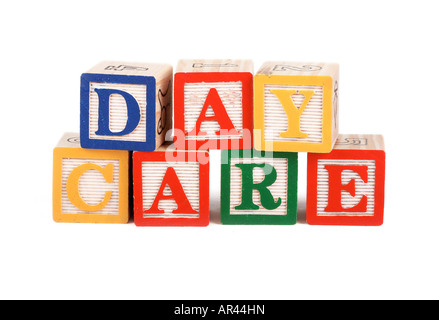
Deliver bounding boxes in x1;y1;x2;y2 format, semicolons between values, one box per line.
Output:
221;150;298;225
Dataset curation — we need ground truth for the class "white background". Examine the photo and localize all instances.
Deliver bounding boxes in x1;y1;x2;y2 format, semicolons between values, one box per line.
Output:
0;0;437;300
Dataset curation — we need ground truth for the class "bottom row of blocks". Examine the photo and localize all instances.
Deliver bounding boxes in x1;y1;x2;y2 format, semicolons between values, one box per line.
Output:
53;133;385;226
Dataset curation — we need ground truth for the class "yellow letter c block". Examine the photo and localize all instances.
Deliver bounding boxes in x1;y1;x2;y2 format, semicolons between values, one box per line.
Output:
66;163;114;212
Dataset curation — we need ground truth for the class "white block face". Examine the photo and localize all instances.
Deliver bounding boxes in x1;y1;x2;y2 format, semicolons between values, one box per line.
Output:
61;159;120;215
184;82;243;140
317;159;376;216
229;157;289;216
88;82;148;142
263;84;324;143
142;162;200;218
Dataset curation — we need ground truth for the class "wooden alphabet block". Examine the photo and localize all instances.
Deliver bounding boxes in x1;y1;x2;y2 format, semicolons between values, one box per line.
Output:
307;134;385;226
133;143;209;226
221;150;298;225
53;133;130;223
80;61;173;151
254;62;339;153
174;59;254;150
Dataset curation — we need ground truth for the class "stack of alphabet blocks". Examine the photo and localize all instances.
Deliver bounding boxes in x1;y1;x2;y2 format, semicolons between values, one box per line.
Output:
53;60;385;226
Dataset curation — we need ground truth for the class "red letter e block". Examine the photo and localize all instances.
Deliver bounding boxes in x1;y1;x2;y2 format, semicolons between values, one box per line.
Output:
174;59;253;150
133;143;209;226
307;134;385;226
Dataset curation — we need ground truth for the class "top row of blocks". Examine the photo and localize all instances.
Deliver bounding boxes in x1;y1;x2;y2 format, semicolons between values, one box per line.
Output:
80;60;339;153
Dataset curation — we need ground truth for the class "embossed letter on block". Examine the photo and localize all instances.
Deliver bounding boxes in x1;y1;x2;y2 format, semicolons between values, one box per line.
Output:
53;133;130;223
307;134;386;226
221;150;298;225
174;59;254;150
254;62;339;153
80;61;173;151
133;143;210;227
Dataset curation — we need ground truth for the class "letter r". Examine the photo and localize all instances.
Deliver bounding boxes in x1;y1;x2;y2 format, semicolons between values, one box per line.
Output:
234;163;281;211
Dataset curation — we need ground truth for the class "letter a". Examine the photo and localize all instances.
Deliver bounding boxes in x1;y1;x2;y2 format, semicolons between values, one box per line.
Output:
324;165;368;213
94;88;141;136
270;89;314;138
144;167;197;214
187;88;239;136
234;163;281;210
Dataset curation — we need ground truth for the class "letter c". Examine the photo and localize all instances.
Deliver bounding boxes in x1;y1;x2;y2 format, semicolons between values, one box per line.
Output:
66;163;114;211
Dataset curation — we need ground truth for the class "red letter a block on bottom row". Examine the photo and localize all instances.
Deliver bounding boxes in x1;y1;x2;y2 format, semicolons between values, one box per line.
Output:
307;134;385;226
133;143;209;226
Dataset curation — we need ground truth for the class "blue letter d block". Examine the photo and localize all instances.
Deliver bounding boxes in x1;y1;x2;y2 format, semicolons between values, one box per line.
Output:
80;73;157;151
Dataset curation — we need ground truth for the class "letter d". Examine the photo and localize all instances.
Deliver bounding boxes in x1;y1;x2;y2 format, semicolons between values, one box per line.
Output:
94;88;141;136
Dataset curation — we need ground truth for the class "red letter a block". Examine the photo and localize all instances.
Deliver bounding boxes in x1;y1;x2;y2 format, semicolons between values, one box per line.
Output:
133;143;209;226
307;134;385;226
174;59;253;150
